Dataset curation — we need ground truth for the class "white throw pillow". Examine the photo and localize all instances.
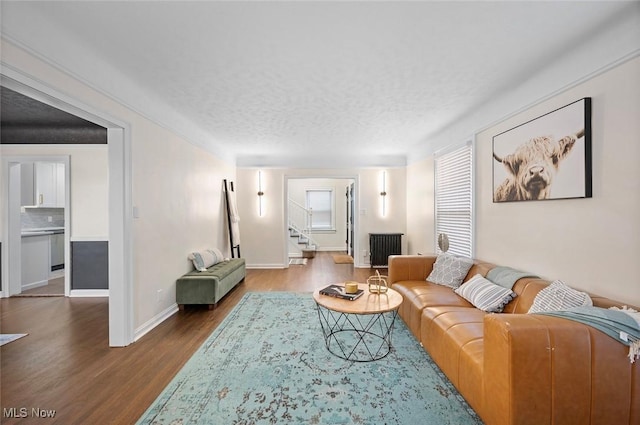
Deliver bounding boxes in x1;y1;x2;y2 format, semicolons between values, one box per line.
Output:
455;274;516;313
208;248;224;264
188;253;203;271
189;248;224;272
528;280;593;314
426;253;474;289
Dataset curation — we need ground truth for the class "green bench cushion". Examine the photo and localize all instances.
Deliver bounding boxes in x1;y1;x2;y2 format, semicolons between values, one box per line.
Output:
176;258;246;306
179;258;245;280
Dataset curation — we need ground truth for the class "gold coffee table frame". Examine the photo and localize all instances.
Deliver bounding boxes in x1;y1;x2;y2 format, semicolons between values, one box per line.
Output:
313;283;403;362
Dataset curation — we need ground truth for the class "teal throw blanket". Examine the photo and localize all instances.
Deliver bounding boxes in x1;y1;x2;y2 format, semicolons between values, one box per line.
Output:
539;306;640;363
486;266;538;289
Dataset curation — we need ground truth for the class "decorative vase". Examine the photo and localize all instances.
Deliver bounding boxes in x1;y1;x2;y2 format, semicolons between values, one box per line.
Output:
367;270;389;294
438;233;449;253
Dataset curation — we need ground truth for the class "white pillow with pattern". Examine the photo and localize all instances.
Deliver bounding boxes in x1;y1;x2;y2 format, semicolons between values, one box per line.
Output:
528;280;593;314
426;253;474;289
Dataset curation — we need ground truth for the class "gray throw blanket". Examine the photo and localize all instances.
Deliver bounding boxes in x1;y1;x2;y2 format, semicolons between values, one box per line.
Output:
539;306;640;363
486;266;538;289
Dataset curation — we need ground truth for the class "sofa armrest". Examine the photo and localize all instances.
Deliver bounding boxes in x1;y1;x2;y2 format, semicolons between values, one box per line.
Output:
484;314;639;425
388;255;437;284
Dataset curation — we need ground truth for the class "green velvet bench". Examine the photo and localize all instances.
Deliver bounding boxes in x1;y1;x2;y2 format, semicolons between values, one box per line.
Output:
176;258;246;310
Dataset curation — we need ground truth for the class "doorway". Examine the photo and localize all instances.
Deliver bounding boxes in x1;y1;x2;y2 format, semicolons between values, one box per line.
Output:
6;158;70;297
1;71;133;347
286;176;358;265
346;182;355;257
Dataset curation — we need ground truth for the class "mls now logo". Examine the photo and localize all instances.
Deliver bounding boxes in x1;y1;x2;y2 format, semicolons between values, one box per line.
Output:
32;408;57;418
3;407;56;418
3;408;28;418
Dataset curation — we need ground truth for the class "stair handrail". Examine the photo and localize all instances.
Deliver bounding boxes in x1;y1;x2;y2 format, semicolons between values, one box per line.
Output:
288;199;312;232
288;199;318;249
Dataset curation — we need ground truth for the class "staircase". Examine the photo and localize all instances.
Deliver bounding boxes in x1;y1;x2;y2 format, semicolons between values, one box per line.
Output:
288;199;318;257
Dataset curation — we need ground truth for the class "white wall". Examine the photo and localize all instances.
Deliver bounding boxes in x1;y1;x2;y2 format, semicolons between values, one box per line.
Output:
405;157;435;255
131;126;234;332
475;57;640;307
0;145;108;239
405;59;640;307
1;39;236;332
236;167;406;268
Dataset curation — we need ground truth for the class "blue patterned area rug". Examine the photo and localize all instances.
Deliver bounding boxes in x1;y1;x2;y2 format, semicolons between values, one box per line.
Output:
137;292;483;425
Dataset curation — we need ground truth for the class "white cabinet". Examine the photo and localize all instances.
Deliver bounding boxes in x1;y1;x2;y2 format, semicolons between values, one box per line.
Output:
50;232;65;269
22;162;65;208
21;234;51;290
35;162;57;207
20;162;35;206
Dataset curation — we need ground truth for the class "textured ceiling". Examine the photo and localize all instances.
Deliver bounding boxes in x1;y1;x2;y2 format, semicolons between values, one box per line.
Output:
0;1;636;166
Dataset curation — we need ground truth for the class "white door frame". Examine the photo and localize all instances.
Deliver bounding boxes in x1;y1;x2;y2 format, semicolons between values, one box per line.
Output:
283;175;359;267
1;67;134;347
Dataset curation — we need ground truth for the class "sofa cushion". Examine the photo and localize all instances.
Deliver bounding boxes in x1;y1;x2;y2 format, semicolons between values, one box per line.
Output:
179;258;244;281
421;306;486;389
455;274;516;313
426;253;474;288
392;280;474;339
528;279;593;313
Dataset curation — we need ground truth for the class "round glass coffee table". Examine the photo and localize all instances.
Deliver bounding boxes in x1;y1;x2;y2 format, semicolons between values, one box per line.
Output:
313;283;403;362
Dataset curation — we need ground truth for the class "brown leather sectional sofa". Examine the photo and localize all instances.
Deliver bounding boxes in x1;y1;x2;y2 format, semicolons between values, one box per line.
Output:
388;254;639;425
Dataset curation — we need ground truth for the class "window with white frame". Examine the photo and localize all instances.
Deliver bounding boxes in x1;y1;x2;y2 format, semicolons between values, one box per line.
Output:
306;189;334;231
434;142;473;257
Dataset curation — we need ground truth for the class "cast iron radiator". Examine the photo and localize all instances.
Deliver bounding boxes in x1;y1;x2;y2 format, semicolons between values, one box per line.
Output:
369;233;403;267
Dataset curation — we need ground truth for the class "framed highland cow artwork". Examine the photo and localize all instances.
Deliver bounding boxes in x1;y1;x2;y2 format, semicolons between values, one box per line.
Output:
492;97;592;203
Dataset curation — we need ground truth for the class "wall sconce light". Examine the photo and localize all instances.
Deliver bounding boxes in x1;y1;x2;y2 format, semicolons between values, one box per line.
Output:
380;170;387;217
257;170;265;217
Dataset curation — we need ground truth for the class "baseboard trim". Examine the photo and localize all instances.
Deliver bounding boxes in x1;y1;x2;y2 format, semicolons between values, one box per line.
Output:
318;247;349;252
69;289;109;297
246;264;285;269
22;280;48;291
134;303;179;342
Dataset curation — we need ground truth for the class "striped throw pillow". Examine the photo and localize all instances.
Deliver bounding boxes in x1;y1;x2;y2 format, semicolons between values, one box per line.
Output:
455;274;516;313
528;280;592;314
208;248;224;264
189;248;224;272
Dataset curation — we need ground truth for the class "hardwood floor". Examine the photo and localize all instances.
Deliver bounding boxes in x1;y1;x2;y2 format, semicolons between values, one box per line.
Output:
15;276;65;296
0;252;380;424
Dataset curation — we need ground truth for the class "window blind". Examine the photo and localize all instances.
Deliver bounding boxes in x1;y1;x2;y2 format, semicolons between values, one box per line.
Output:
435;142;473;257
307;189;333;230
